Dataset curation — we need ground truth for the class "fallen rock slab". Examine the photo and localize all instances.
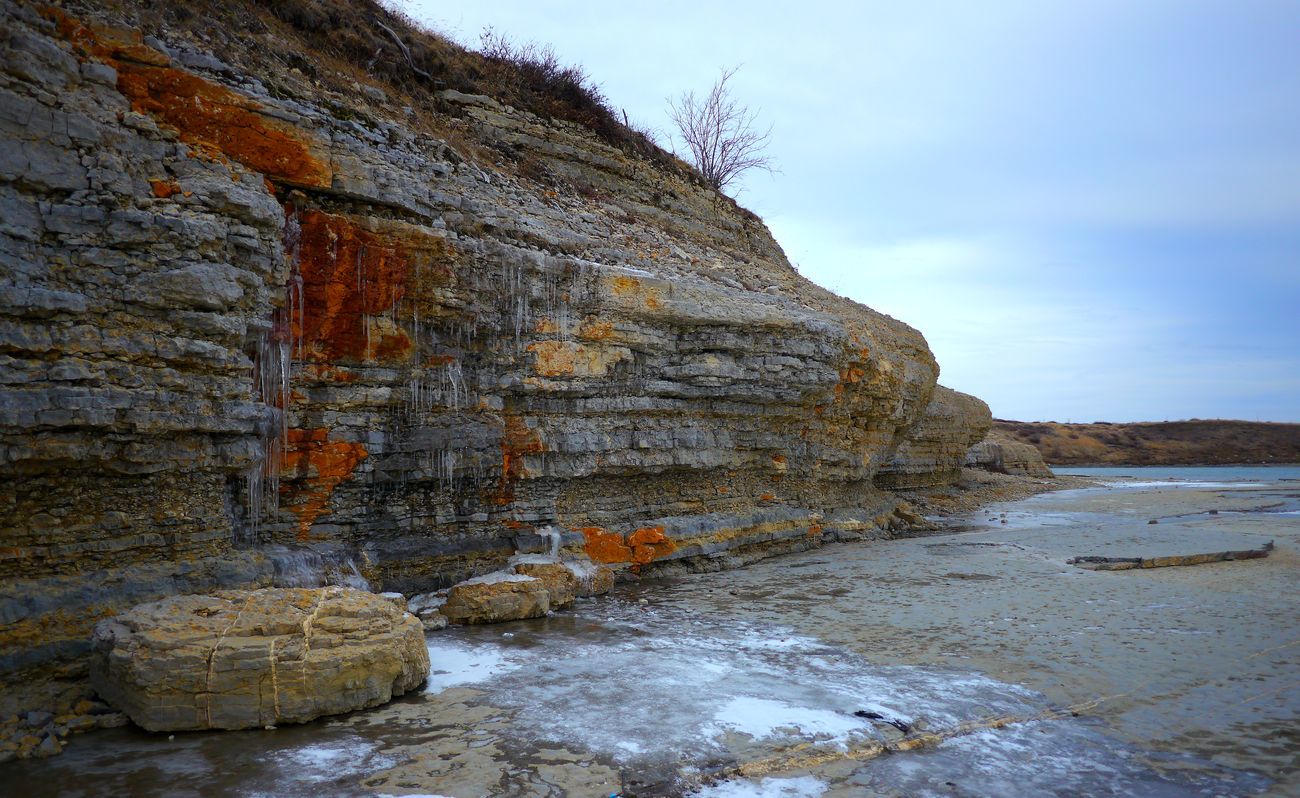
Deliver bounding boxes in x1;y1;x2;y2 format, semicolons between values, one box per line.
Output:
510;558;578;610
1069;541;1274;571
90;587;429;732
441;572;550;625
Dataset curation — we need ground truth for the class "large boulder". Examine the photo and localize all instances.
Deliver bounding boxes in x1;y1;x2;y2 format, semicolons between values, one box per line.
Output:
89;587;429;732
510;556;579;609
441;573;551;625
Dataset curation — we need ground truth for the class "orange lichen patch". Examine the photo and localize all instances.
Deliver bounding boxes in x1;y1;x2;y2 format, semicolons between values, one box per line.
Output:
149;178;180;198
497;414;545;504
578;319;616;341
533;317;559;335
580;527;632;564
611;276;641;296
628;525;675;565
808;521;824;537
760;493;777;502
294;208;413;363
608;275;663;310
280;427;368;541
527;340;578;377
526;340;631;379
44;7;332;188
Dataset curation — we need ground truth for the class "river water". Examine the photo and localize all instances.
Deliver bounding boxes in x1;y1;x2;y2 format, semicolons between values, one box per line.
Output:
6;468;1297;796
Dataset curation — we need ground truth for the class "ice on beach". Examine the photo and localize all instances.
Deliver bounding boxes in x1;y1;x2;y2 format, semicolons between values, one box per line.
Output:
260;738;397;786
708;696;870;745
691;775;828;798
425;638;524;693
425;601;1042;770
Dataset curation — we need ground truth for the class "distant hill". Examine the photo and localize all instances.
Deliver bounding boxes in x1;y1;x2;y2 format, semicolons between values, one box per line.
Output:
992;419;1300;465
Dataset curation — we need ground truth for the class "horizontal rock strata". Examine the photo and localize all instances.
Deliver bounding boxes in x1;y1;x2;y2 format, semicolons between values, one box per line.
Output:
965;435;1054;478
89;587;428;731
1;0;991;724
875;387;992;489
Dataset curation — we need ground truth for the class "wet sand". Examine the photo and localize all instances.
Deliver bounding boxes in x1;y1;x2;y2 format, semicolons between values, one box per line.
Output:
5;476;1297;796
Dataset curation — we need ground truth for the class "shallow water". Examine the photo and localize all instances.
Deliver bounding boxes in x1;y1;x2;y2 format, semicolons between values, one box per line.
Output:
6;469;1298;796
1053;464;1300;482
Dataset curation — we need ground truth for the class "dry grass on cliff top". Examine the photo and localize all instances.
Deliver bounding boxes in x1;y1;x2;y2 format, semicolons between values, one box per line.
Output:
116;0;691;177
994;419;1300;465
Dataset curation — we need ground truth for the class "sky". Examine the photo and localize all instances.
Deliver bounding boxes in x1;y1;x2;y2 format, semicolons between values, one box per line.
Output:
409;1;1300;422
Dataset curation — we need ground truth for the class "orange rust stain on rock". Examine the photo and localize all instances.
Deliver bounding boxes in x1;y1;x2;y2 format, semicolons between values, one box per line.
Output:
114;62;330;187
627;525;675;565
294;208;412;364
149;178;180;198
44;7;331;188
302;363;359;383
580;527;632;564
280;427;368;541
497;414;545;505
760;493;777;502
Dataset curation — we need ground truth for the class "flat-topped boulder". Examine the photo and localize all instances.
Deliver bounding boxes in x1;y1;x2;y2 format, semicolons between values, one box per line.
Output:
441;572;551;625
89;587;429;732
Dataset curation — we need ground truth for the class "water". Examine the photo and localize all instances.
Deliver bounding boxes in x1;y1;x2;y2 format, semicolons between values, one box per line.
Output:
1053;464;1300;482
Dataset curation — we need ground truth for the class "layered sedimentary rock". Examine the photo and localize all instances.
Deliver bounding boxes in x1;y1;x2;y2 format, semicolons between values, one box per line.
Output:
965;435;1054;478
874;387;992;489
89;586;428;731
1;0;989;723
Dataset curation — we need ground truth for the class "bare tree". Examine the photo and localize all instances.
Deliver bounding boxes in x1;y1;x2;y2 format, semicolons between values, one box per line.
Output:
668;67;774;193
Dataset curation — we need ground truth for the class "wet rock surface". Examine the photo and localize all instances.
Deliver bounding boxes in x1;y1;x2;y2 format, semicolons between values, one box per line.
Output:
89;587;428;731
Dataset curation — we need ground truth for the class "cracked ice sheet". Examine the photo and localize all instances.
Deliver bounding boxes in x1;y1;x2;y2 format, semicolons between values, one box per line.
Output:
421;600;1267;796
423;601;1041;772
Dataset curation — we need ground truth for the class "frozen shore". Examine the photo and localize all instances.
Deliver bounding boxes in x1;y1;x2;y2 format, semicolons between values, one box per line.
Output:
5;470;1296;796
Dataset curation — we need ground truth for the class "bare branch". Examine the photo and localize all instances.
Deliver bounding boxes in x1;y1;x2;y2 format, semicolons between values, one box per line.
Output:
668;67;773;193
375;20;431;79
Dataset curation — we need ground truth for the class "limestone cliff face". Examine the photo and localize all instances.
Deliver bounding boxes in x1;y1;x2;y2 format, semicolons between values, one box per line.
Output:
965;434;1054;478
874;387;992;489
0;0;987;718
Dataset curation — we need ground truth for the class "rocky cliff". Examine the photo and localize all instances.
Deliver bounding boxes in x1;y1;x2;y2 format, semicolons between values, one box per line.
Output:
0;0;990;725
874;386;992;489
965;434;1054;478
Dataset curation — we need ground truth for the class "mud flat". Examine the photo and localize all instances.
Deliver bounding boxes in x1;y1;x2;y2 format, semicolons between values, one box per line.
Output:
3;471;1296;796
